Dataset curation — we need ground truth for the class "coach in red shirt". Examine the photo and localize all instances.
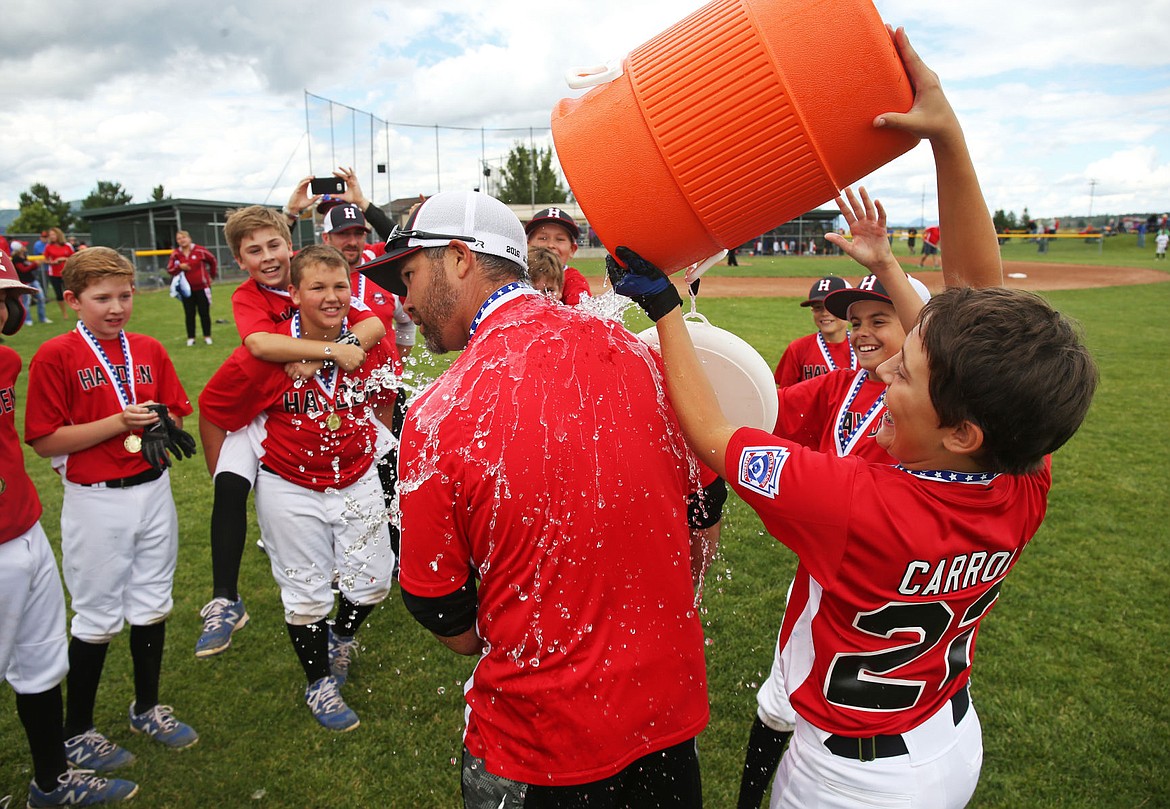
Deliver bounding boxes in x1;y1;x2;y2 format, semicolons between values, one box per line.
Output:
362;191;722;807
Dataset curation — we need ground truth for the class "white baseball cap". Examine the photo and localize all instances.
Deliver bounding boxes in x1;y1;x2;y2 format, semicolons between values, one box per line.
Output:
359;190;527;296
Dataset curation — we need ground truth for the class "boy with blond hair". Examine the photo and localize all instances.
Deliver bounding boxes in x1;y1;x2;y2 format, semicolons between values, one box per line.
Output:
199;245;396;730
25;247;199;776
194;206;385;658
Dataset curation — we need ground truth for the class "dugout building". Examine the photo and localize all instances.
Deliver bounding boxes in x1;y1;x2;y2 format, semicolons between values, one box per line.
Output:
79;199;319;286
748;208;842;254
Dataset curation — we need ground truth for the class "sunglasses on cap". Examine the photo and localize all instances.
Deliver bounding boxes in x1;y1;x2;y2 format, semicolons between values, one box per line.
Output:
385;225;479;249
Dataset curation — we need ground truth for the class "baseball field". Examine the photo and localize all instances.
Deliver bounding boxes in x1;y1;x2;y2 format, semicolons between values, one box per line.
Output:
2;235;1166;807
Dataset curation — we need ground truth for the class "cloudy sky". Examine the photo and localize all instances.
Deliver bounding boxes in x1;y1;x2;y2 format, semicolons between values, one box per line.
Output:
2;0;1168;228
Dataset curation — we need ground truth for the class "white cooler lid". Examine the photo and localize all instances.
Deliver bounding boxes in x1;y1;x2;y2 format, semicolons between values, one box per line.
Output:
638;312;778;432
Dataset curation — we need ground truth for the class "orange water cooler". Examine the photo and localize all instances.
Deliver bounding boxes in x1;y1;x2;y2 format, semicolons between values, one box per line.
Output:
552;0;918;275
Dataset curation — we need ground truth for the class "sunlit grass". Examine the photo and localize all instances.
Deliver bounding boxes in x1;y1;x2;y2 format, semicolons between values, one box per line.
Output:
1;277;1166;807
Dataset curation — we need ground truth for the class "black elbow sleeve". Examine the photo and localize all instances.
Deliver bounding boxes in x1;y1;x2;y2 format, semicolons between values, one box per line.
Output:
401;571;478;637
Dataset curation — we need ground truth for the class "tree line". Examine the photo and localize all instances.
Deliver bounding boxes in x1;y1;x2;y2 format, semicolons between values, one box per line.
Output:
10;142;569;234
9;182;171;233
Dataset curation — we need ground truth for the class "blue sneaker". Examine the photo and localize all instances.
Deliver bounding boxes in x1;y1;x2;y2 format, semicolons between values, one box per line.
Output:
305;676;359;732
27;769;139;806
329;631;359;686
63;729;136;772
194;597;249;658
128;703;199;749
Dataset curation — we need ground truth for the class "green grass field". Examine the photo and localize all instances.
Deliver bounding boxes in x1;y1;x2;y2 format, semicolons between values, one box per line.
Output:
1;255;1167;807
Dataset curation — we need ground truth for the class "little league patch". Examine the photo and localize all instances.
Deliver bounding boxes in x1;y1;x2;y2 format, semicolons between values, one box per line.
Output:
738;445;790;498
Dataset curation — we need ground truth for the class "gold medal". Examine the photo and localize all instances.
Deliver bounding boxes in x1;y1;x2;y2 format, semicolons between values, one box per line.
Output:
326;413;341;431
124;434;143;453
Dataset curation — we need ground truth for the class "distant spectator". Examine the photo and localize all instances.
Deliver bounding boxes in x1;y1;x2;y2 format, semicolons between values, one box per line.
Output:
167;231;218;346
10;242;50;325
907;226;917;254
919;223;940;268
41;228;74;320
1038;225;1053;254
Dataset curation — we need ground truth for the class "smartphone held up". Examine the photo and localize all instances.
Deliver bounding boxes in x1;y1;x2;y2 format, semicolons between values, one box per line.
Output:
310;176;346;196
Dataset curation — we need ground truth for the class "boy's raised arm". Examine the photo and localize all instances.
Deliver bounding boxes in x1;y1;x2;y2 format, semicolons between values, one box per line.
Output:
826;186;924;334
876;26;1002;290
606;248;736;479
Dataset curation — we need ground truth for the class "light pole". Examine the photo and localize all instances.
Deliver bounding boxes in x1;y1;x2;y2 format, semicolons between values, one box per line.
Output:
1088;179;1097;219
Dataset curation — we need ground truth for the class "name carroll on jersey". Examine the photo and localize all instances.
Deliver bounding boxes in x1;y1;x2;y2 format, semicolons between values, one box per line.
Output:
897;548;1019;597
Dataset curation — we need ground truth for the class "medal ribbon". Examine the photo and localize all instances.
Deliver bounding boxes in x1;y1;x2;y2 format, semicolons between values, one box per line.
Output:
291;313;340;404
833;369;885;457
468;282;539;339
897;466;1000;485
817;332;857;372
76;322;136;409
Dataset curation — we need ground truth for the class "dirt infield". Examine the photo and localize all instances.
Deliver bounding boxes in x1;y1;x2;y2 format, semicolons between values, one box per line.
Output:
673;261;1169;297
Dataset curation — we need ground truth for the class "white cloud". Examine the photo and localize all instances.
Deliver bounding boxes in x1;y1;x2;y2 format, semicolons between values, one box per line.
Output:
1;0;1168;224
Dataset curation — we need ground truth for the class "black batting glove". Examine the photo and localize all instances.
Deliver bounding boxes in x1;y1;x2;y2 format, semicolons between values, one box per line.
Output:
148;402;197;460
165;420;197;460
605;246;682;322
151;405;197;460
141;404;172;472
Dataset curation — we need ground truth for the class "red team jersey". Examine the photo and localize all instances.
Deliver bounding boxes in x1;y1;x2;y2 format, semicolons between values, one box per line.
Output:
773;332;857;388
24;330;192;485
230;278;375;342
199;318;394;492
1;347;42;542
399;290;708;786
42;242;74;277
561;266;591;306
727;426;1051;736
773;369;891;462
167;244;218;291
